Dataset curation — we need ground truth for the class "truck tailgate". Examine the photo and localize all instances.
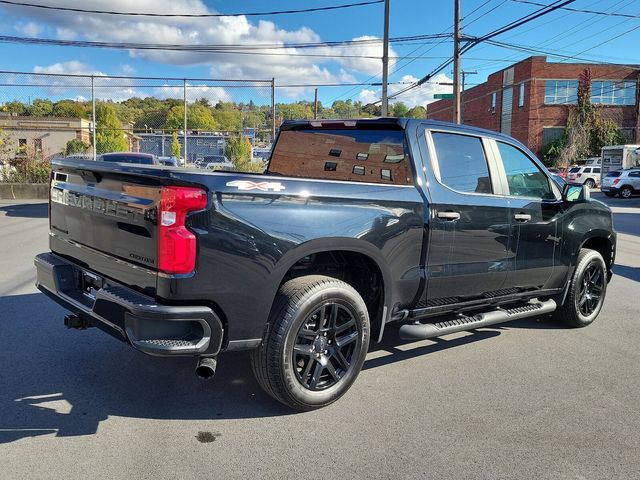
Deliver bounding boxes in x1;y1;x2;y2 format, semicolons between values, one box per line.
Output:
50;164;162;277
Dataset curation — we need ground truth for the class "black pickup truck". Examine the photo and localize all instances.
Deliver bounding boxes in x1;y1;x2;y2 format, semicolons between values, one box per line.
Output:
35;118;616;411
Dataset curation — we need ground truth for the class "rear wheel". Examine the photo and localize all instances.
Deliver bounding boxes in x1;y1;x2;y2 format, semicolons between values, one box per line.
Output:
553;249;607;328
620;186;633;199
251;275;370;411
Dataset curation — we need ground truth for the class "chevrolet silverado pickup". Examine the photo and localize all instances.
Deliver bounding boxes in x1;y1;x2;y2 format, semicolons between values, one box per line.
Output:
35;118;616;411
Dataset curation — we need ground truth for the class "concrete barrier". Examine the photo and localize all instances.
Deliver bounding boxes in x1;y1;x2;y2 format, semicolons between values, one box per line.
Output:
0;183;49;200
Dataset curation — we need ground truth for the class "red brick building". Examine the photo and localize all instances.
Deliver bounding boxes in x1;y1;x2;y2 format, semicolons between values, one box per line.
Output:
426;56;640;157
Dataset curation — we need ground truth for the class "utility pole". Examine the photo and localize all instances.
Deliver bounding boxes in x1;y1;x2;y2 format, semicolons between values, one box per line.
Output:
91;75;96;160
381;0;390;117
453;0;461;124
183;79;188;164
461;70;477;124
271;78;276;142
314;88;319;119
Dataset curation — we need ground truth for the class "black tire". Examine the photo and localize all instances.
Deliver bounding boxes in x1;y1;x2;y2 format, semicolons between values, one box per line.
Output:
604;192;616;197
553;248;607;328
584;178;596;189
251;275;370;411
620;186;633;199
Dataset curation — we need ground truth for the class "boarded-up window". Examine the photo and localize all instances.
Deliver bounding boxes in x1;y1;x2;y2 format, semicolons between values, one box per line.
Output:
268;129;412;185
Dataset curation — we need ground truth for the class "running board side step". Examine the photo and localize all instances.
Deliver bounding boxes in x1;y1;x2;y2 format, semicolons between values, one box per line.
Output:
398;299;557;340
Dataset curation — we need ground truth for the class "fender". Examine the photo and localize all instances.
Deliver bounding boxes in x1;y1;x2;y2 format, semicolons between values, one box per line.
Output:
267;237;395;341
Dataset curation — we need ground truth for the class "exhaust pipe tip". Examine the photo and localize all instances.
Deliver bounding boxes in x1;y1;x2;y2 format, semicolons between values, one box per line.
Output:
195;357;217;379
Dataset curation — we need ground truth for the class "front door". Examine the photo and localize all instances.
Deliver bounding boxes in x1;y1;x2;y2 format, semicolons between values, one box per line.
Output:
422;130;512;304
492;140;564;290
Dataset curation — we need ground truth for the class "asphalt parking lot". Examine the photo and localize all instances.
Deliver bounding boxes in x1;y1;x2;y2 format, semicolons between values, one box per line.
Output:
1;194;639;480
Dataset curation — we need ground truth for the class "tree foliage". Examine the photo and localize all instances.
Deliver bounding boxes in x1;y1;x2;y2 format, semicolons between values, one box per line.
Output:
558;68;624;167
65;139;90;156
95;102;127;153
225;135;261;172
171;131;181;158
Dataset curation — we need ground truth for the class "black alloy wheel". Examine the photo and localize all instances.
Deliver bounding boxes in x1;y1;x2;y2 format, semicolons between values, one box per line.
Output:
576;261;605;317
292;302;360;391
251;275;370;411
553;248;608;328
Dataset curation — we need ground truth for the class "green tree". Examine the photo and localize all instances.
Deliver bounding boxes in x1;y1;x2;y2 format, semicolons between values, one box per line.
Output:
171;131;181;158
2;101;28;115
225;135;261;172
165;104;217;131
30;99;54;116
65;139;90;156
391;102;409;117
212;108;242;131
406;105;427;119
53;100;88;118
95;102;127;153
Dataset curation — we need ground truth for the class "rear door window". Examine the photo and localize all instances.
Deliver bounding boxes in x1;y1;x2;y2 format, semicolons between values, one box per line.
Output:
268;129;412;185
496;141;553;199
431;132;493;194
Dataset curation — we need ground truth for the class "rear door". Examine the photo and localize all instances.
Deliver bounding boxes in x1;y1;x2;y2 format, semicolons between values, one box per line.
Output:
421;129;512;304
490;140;565;290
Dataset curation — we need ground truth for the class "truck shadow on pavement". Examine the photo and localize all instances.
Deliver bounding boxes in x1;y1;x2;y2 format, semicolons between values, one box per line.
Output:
0;292;292;444
0;292;571;444
0;203;48;219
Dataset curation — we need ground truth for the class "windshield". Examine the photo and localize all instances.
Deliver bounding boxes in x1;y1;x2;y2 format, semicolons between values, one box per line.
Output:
569;167;581;173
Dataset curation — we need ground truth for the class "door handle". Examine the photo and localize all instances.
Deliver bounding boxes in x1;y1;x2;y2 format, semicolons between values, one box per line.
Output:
514;213;532;222
437;211;461;221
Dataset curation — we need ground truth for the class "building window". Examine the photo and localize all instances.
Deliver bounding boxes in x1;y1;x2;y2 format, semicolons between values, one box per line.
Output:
542;127;565;147
33;138;43;154
591;81;636;105
518;82;525;107
544;80;578;105
490;92;497;113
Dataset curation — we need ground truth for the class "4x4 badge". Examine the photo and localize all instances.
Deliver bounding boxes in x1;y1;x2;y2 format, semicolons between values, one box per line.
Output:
226;180;285;192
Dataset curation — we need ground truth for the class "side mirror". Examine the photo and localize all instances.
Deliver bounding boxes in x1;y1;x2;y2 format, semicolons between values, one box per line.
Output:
562;183;589;203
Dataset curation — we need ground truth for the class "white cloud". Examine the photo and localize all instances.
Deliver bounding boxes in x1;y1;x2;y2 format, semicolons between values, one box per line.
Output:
154;83;230;103
3;0;391;93
17;21;42;37
358;73;454;108
33;60;104;76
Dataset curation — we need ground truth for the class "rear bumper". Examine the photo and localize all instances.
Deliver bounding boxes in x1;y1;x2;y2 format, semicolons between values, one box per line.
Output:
600;186;618;194
34;252;224;357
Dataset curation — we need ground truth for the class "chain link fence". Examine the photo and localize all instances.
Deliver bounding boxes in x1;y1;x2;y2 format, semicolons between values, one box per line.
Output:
0;70;275;171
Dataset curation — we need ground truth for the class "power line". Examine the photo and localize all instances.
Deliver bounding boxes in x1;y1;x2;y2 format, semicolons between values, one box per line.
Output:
0;33;450;52
385;0;576;103
510;0;640;19
0;0;383;17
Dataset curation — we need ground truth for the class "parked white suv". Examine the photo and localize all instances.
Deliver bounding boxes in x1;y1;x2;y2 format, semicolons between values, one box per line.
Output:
601;168;640;198
567;165;601;188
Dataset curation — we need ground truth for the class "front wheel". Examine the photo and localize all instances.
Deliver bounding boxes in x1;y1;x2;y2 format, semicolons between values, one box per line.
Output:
620;186;633;199
585;178;596;189
553;248;607;328
251;275;370;411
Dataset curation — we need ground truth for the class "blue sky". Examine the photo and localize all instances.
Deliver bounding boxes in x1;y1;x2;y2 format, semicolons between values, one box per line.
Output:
0;0;639;107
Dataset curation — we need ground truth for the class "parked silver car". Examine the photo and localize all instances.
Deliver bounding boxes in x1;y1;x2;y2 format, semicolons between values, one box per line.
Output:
601;168;640;198
566;165;601;188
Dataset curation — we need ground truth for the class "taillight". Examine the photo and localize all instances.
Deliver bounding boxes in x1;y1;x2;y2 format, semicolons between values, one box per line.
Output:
158;186;207;274
613;179;620;185
576;173;582;177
